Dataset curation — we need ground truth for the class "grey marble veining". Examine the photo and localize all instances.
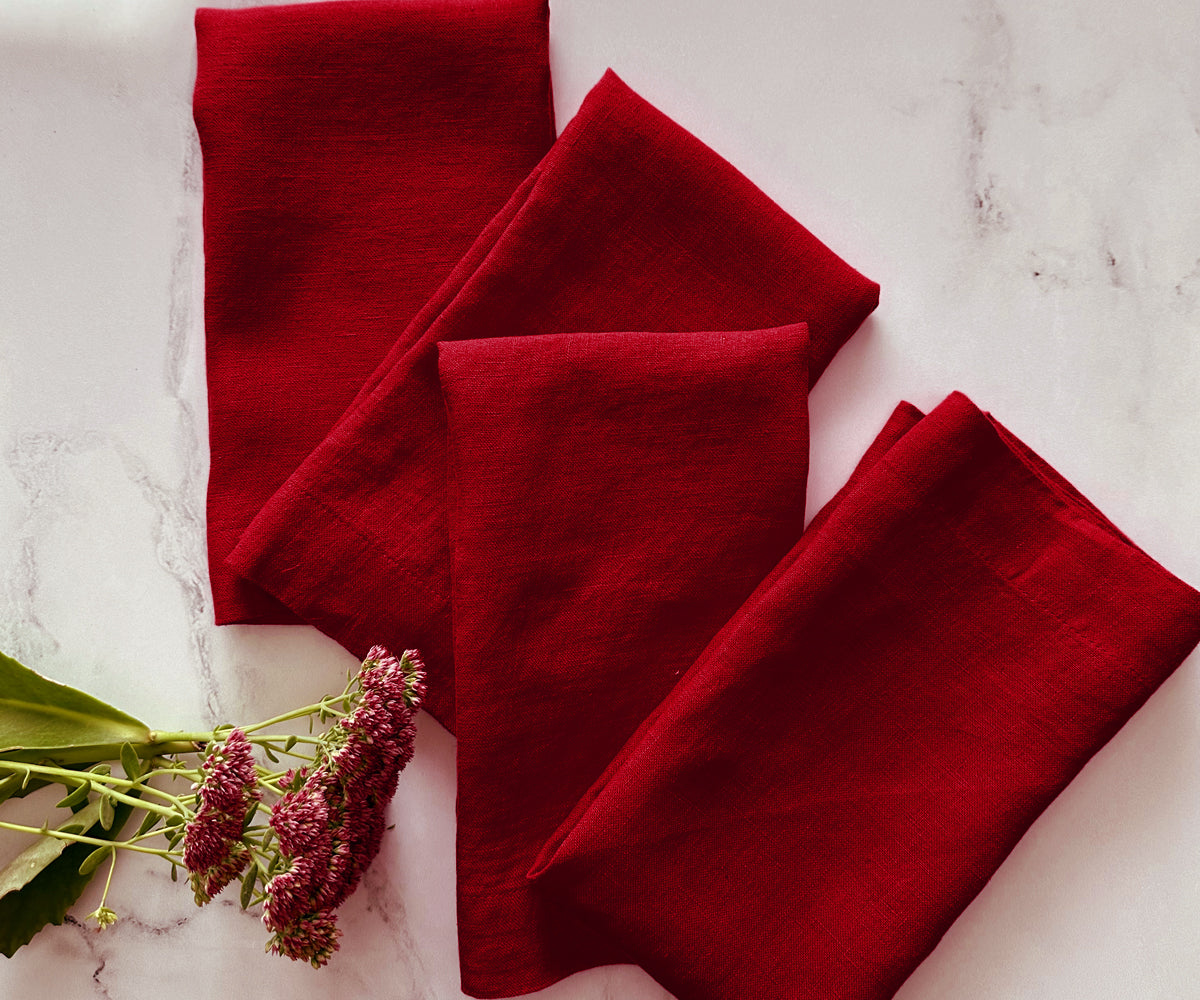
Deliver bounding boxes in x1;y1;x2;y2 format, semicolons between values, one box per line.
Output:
2;0;1200;997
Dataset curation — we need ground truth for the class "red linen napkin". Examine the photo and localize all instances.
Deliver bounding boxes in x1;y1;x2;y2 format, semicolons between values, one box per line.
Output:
227;69;881;729
194;0;555;624
529;391;1200;1000
440;324;811;996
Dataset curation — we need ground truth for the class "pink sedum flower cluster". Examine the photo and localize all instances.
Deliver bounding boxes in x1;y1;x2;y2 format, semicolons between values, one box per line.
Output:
181;728;261;904
0;642;426;968
263;646;426;967
174;646;426;969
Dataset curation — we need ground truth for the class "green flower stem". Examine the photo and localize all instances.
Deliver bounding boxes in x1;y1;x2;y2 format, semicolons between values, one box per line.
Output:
0;820;178;859
148;697;349;746
142;730;213;745
97;850;117;911
0;760;185;811
128;826;171;846
257;746;317;763
1;740;201;767
138;767;199;787
96;786;173;817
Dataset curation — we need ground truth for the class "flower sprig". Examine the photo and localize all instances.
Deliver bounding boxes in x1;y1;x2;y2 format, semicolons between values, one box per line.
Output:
0;646;425;967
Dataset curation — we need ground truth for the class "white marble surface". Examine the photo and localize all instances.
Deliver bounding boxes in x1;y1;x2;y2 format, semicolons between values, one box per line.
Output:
2;0;1200;996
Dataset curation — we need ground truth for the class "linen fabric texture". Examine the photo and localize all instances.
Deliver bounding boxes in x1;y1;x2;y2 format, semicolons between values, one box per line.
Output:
194;0;555;625
524;391;1200;1000
440;319;1200;998
195;14;1200;1000
440;324;815;995
227;69;881;730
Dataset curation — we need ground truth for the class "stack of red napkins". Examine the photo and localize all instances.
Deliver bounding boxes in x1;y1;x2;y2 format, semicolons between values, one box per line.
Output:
194;3;1200;998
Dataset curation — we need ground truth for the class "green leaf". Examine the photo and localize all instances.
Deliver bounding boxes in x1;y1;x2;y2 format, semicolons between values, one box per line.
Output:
239;864;256;910
0;764;96;806
0;773;29;806
77;846;112;877
133;809;161;839
53;780;92;810
0;795;138;958
0;800;104;899
0;650;150;753
98;796;115;831
119;743;141;781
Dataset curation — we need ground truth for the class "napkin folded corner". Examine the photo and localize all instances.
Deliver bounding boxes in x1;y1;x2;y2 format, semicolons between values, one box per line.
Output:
226;69;879;731
526;390;1200;1000
443;323;818;997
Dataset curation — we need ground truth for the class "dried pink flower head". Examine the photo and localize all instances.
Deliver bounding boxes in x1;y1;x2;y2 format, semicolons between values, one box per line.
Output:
314;781;389;912
264;768;337;932
194;843;250;903
263;851;330;932
265;909;343;968
333;647;424;794
182;728;261;904
261;648;425;945
362;644;393;666
359;648;426;717
270;767;331;857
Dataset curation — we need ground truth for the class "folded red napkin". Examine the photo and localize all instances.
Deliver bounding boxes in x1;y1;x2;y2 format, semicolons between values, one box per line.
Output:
528;391;1200;1000
440;324;812;996
194;0;554;624
227;70;881;728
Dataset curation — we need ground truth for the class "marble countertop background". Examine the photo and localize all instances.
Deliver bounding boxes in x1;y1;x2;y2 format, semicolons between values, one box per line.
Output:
2;0;1200;997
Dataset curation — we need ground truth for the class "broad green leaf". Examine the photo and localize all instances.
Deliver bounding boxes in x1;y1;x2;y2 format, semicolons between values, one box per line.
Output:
0;795;137;958
0;800;104;899
0;650;150;753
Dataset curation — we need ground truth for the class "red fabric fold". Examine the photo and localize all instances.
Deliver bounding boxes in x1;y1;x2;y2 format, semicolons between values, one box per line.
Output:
441;324;811;996
227;69;880;729
528;391;1200;1000
193;19;1198;999
194;0;555;624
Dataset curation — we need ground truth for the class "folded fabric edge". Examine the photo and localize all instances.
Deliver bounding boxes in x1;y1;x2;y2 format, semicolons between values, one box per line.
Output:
527;397;923;882
222;170;552;735
438;320;812;739
443;321;814;998
528;389;1200;890
435;321;811;364
575;70;880;382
